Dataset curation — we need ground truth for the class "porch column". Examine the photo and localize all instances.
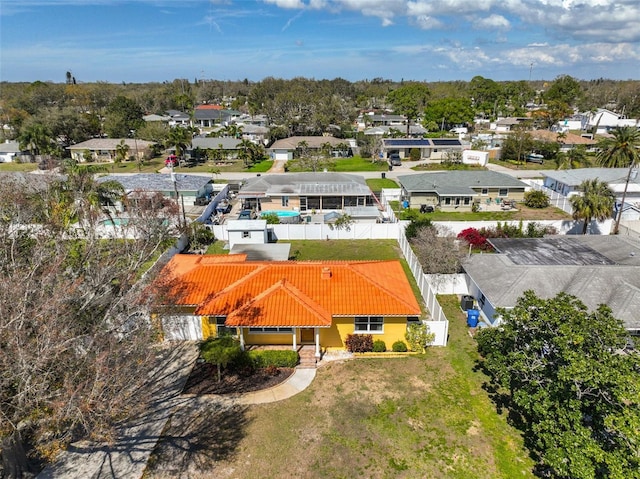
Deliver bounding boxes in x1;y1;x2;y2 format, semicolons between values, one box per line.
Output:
292;329;297;351
239;328;245;351
314;328;321;358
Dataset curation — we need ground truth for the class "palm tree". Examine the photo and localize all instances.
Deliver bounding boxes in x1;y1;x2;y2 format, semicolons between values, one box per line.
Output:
18;122;53;159
165;126;192;161
555;145;588;170
114;140;129;166
596;126;640;234
569;179;615;234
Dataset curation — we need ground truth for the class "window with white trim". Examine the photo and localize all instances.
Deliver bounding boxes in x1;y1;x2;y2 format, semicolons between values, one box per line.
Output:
354;316;383;333
281;196;289;207
248;327;293;333
242;231;250;238
498;188;508;197
481;188;488;195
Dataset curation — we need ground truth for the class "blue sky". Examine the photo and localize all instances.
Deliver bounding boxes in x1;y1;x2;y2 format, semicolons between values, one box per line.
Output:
1;0;639;84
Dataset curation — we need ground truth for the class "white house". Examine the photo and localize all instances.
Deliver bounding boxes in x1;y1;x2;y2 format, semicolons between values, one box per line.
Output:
0;140;22;162
226;219;268;249
585;109;639;134
462;149;489;166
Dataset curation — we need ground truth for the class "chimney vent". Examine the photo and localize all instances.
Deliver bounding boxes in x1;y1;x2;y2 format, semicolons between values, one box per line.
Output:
321;267;332;279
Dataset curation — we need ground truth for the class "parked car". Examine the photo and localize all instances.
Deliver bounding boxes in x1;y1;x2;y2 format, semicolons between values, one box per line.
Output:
388;153;402;166
525;153;544;164
165;154;179;167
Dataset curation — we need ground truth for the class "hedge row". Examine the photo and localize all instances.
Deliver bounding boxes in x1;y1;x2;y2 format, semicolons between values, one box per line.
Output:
248;349;299;368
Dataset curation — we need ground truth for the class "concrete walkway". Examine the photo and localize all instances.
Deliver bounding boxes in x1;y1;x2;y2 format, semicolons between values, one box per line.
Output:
37;342;199;479
234;367;316;405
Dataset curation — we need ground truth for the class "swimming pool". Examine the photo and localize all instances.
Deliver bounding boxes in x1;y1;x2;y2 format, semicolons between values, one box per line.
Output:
259;210;301;223
100;218;130;226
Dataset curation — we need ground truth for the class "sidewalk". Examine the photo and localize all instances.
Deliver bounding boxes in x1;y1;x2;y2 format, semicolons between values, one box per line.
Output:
234;368;316;405
37;342;199;479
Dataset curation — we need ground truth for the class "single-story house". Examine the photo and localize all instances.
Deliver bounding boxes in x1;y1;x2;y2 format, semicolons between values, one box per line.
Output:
268;136;353;161
398;170;528;212
529;130;597;152
462;236;640;335
237;172;375;213
363;125;427;137
541;168;640;221
194;105;242;128
156;254;422;355
187;137;243;161
96;173;213;207
0;140;24;162
382;138;462;160
492;117;530;132
67;138;155;163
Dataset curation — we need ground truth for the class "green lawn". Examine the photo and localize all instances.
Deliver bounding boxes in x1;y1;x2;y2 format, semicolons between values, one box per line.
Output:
0;162;39;172
287;239;401;261
366;178;399;190
285;156;388;173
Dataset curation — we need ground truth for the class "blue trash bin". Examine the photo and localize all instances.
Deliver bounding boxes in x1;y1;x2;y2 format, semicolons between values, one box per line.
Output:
467;309;480;327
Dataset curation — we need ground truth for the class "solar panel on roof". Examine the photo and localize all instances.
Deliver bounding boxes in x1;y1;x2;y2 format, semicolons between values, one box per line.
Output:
385;139;431;146
431;139;461;146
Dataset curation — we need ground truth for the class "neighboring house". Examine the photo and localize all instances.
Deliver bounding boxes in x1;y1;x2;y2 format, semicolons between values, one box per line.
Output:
492;117;529;132
166;109;191;127
67;138;155;163
188;137;243;161
382;138;462;160
585;108;639;134
234;114;269;127
268;136;353;161
0;140;24;162
363;125;427;137
356;113;407;130
237;172;375;213
194;105;242;128
238;124;270;145
544;167;640;221
226;219;268;249
157;254;422;355
96;173;213;207
529;130;597;152
398;170;528;212
463;236;640;336
541;167;640;221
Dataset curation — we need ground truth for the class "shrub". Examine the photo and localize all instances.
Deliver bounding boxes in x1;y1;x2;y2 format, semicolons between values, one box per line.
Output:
457;227;491;251
405;217;433;240
345;334;373;353
372;339;387;352
200;336;244;381
405;323;436;353
523;189;550;208
392;340;408;352
409;148;421;161
261;212;280;224
248;349;299;368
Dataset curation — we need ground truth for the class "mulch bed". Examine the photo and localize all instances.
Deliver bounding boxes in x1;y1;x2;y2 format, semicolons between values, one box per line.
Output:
182;360;295;395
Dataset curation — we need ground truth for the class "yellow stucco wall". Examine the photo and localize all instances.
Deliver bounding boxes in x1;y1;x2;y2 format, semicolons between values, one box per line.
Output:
199;317;411;351
323;316;410;350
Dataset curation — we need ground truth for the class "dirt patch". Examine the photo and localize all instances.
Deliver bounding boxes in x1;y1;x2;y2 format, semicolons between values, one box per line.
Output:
182;361;294;395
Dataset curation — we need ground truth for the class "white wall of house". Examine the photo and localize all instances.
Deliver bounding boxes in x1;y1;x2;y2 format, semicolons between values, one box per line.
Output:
162;315;203;341
271;149;293;161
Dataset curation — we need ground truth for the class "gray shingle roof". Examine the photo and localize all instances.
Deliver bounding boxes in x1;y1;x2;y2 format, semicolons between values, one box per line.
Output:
67;139;155;150
398;171;528;196
96;173;211;192
541;168;636;186
191;137;242;150
240;172;371;197
463;236;640;331
269;136;346;150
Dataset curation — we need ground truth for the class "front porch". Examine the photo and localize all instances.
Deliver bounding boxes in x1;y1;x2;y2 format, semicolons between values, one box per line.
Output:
237;326;325;362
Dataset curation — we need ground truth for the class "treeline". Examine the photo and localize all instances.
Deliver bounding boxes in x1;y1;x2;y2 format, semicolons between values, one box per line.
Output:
1;75;639;159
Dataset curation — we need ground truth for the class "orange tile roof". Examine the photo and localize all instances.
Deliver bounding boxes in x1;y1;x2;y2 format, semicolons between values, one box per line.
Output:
196;104;223;110
158;255;421;327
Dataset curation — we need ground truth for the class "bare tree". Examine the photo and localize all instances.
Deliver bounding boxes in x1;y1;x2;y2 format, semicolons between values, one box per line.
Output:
0;175;178;477
409;224;467;278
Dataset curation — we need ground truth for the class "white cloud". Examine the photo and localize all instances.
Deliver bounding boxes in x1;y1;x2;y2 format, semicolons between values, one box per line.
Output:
472;14;510;31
